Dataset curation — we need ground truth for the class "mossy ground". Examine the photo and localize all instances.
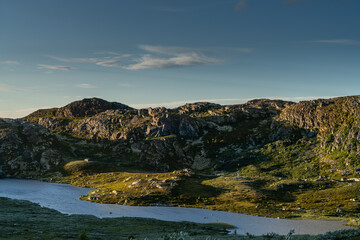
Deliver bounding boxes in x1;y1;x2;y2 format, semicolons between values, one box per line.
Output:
54;159;360;224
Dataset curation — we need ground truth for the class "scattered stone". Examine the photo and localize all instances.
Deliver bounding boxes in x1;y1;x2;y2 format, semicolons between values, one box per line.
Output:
349;178;360;182
130;179;147;187
123;177;133;182
336;208;344;214
112;190;122;195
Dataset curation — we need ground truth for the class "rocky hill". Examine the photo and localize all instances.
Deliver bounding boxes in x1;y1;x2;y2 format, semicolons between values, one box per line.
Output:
18;98;298;173
4;95;360;220
27;97;133;118
1;95;360;180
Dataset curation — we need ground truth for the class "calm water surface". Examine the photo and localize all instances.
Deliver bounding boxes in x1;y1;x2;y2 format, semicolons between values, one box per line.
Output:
0;178;354;235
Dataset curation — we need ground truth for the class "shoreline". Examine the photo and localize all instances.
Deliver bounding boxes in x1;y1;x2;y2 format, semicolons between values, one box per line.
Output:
0;178;355;236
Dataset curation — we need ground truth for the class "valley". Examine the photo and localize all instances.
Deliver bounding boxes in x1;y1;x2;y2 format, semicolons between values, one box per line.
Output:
2;96;360;238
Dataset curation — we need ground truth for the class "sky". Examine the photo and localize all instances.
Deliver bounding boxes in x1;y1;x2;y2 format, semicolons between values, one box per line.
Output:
1;0;360;118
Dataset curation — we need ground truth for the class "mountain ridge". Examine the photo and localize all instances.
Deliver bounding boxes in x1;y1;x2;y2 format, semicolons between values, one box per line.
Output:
1;95;359;176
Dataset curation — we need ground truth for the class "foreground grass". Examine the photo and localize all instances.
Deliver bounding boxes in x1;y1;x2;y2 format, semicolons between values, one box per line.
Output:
0;197;231;240
3;197;360;240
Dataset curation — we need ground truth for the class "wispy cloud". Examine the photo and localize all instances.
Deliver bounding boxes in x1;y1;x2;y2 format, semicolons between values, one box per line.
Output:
0;107;42;119
138;45;211;56
1;60;20;65
37;64;71;71
124;45;221;70
0;83;28;92
129;96;336;109
50;45;254;70
118;83;133;88
49;56;98;63
75;83;97;89
49;54;132;68
95;60;122;67
307;39;360;45
125;54;220;70
95;51;122;55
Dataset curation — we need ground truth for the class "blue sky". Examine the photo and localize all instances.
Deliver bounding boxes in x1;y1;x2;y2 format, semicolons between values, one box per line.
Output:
1;0;360;118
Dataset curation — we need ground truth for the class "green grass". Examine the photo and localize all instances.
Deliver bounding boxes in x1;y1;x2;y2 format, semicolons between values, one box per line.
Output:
146;135;177;141
4;197;360;240
55;165;360;222
0;197;232;240
63;160;112;174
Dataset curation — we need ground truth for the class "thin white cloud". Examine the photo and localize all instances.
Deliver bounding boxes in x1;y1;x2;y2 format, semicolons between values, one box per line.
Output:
129;96;337;109
0;83;29;92
48;45;253;70
0;107;44;119
1;60;20;65
95;51;122;55
75;83;97;89
96;60;121;67
49;54;132;68
49;56;98;63
38;64;71;71
118;83;133;88
123;45;221;70
139;45;210;56
307;39;360;45
125;54;221;70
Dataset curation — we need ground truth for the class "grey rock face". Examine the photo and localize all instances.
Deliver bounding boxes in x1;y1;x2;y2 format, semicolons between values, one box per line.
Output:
0;119;67;177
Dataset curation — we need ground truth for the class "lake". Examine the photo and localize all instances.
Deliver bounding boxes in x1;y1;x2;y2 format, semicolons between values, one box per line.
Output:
0;178;354;235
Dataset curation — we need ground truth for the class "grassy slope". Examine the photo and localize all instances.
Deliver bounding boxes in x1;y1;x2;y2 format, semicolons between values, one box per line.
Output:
54;164;360;223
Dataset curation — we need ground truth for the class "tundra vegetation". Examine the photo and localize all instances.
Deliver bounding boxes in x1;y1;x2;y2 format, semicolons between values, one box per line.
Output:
2;96;360;237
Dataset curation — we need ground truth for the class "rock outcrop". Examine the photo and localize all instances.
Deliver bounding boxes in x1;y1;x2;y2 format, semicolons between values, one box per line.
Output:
279;96;360;166
0;119;68;177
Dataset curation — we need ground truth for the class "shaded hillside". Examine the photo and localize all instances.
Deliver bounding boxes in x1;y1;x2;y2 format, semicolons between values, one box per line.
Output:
21;98;298;173
0;119;70;178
